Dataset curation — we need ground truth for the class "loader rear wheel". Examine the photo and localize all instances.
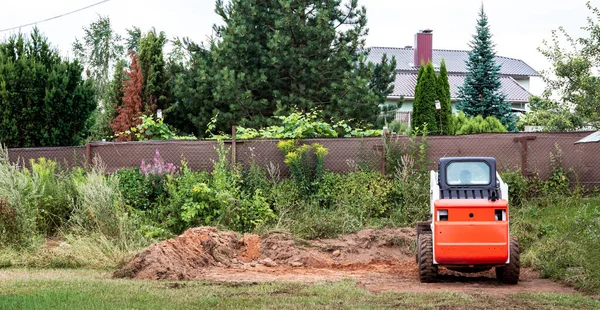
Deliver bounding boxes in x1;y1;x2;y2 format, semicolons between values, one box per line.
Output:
418;232;438;283
496;236;520;284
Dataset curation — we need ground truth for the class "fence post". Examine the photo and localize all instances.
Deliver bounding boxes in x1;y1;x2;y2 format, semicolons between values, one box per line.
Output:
85;143;91;173
514;136;537;177
231;125;237;167
381;130;388;175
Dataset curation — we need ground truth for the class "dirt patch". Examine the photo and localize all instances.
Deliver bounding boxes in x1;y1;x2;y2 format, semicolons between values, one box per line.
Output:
114;226;578;295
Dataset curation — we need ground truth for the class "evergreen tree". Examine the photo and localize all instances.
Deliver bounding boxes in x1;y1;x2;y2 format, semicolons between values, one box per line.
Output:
138;29;169;114
411;65;425;131
412;61;438;133
373;53;398;128
126;26;142;53
457;5;516;131
171;40;217;136
111;52;143;141
0;29;96;147
436;59;454;134
200;0;394;132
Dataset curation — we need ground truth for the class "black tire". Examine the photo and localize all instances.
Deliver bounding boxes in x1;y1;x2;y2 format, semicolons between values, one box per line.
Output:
496;236;520;284
418;232;438;283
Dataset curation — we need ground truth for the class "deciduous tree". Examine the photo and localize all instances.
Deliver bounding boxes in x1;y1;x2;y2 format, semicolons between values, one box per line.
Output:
538;1;600;128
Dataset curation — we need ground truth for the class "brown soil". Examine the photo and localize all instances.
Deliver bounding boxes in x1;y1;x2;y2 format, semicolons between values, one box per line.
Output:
114;226;577;295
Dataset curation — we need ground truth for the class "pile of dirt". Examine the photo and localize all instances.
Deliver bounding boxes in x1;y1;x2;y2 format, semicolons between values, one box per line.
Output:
113;226;416;280
113;226;579;296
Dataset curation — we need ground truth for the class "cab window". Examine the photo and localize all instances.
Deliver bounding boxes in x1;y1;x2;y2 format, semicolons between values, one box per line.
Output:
446;161;491;186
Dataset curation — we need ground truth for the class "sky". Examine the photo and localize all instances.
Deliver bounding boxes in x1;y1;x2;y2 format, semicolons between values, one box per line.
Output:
0;0;596;96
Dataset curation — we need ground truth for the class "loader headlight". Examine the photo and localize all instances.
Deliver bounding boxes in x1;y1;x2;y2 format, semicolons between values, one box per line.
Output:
437;210;448;221
495;209;506;221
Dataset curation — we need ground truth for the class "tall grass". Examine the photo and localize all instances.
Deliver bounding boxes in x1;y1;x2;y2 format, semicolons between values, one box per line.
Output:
0;145;40;247
512;196;600;293
0;146;147;268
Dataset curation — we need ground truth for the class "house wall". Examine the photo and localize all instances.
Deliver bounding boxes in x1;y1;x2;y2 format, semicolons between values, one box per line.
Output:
513;77;530;92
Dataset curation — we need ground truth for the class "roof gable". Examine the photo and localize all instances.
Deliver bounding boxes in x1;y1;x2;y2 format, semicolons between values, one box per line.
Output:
368;47;540;77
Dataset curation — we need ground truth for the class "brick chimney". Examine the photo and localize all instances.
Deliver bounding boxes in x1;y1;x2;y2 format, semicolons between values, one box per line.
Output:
414;29;433;67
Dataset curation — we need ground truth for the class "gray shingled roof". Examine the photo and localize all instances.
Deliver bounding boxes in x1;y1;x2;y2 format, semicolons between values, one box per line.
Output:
389;73;531;102
368;47;540;77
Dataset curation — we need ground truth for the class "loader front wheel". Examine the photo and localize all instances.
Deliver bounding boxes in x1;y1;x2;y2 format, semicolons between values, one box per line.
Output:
418;232;438;283
496;236;520;284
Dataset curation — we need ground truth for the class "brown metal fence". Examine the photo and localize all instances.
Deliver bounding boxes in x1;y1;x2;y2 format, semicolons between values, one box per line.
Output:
6;131;600;185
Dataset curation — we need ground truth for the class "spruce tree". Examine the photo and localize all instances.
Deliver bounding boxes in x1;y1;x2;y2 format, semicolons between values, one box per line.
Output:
437;59;454;134
457;5;516;131
412;62;438;133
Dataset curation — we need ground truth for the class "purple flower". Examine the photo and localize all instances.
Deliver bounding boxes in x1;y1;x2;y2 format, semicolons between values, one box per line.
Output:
139;150;178;178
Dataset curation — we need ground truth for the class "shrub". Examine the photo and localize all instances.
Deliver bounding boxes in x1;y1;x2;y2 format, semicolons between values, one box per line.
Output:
392;154;430;225
543;144;572;196
499;169;528;208
117;151;177;211
315;171;399;217
0;147;40;247
115;167;147;208
168;141;277;233
28;158;78;235
512;198;600;293
278;141;328;195
454;111;507;135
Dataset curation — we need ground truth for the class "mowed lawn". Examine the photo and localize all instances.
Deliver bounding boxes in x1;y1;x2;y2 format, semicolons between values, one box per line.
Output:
0;269;599;309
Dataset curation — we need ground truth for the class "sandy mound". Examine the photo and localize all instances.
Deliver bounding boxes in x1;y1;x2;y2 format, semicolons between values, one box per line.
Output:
113;226;416;280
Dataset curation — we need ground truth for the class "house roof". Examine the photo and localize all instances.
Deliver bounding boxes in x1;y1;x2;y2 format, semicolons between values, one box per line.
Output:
389;72;531;102
367;47;540;77
575;131;600;144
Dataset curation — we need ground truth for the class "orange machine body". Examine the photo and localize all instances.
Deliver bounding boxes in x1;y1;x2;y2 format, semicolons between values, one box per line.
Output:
433;199;509;265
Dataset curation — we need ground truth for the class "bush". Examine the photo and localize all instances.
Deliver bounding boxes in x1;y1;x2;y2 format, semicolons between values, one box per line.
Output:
166;141;277;233
499;169;528;208
117;151;176;211
454;111;508;135
512;197;600;293
392;154;430;224
278;141;328;195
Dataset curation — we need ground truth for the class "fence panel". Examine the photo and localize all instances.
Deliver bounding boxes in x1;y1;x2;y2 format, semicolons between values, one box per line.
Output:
5;132;600;187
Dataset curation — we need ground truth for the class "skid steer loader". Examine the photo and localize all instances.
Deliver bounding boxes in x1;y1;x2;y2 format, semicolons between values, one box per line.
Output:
416;157;520;284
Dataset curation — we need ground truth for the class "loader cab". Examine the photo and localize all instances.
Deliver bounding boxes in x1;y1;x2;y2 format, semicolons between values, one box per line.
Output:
437;157;500;200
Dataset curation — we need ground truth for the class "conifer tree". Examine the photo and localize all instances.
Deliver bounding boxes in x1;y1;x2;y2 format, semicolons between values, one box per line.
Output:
203;0;395;131
457;5;515;131
111;52;143;141
436;59;454;134
412;61;438;133
138;29;168;114
0;29;96;147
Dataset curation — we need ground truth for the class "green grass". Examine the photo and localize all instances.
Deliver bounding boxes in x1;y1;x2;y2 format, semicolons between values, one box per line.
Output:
512;195;600;293
0;269;598;310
